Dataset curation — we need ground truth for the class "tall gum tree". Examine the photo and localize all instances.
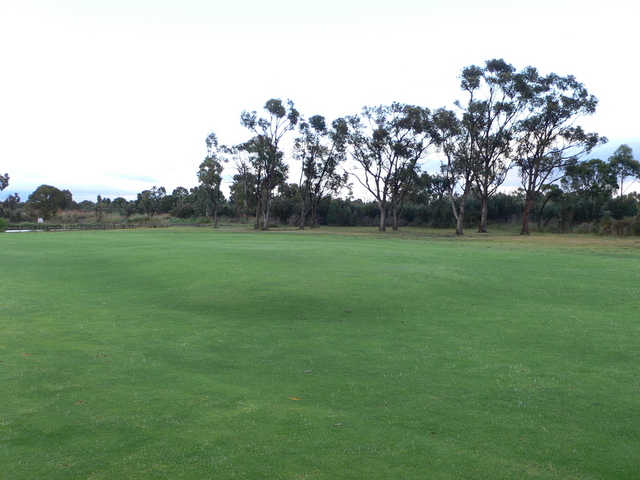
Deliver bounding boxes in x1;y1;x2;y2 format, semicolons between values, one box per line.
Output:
293;115;348;229
137;186;166;218
608;144;640;198
514;69;606;235
235;138;267;229
345;102;436;231
457;59;525;233
561;158;618;221
197;132;226;227
433;108;475;235
227;146;256;224
240;99;299;230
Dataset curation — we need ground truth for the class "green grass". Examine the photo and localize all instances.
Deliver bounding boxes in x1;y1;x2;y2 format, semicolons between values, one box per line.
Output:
1;227;639;479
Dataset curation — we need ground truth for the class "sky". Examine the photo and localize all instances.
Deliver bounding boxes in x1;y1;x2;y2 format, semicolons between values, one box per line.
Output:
1;0;639;202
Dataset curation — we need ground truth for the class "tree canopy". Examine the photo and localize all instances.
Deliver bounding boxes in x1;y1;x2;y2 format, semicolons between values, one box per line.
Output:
11;60;637;235
514;69;605;234
294;115;348;229
457;59;525;233
197;132;226;227
609;144;640;197
26;185;72;220
345;102;436;231
240;98;299;230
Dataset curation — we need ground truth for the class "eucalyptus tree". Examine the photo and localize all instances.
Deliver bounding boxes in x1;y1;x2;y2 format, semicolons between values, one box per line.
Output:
293;115;349;229
137;186;166;218
562;159;618;201
111;197;131;216
197;132;226;227
225;145;256;224
0;173;8;191
561;158;618;222
240;98;299;230
536;184;564;230
167;187;194;218
514;69;605;234
608;144;640;198
25;184;69;220
0;192;20;218
95;194;105;222
433;108;476;235
388;159;422;230
345;102;436;231
457;59;524;233
236;137;269;229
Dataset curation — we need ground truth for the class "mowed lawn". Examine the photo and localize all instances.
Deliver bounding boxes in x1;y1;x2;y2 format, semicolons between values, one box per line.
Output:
1;228;639;479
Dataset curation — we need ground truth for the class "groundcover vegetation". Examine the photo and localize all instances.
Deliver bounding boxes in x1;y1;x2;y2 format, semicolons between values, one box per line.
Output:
1;228;638;479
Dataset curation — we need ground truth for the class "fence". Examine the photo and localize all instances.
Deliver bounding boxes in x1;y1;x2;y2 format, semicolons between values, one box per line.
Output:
6;223;164;231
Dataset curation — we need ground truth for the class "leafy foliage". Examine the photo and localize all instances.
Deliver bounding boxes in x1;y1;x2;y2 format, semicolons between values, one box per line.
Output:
608;144;640;197
197;132;226;227
345;102;436;231
25;184;73;220
136;186;166;218
457;59;525;232
294;115;349;228
240;98;299;230
514;69;605;234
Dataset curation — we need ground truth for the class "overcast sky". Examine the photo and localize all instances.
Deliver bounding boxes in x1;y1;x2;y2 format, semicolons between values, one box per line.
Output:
1;0;639;202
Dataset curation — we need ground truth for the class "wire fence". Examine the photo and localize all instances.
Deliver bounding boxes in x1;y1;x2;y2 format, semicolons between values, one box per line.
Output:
6;223;164;231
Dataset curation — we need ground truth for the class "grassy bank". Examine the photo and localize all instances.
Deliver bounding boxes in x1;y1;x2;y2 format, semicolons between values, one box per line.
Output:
1;228;638;479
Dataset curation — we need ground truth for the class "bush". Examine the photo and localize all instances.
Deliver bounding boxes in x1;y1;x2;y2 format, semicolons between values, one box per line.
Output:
633;215;640;236
599;216;614;235
0;217;7;232
608;196;639;220
127;214;153;224
610;217;635;236
574;222;596;234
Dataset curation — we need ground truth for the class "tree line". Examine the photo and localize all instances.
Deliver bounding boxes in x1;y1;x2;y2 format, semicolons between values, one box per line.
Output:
2;59;640;235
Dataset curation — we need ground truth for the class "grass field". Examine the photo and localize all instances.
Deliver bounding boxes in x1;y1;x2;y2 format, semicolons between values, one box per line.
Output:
1;227;639;479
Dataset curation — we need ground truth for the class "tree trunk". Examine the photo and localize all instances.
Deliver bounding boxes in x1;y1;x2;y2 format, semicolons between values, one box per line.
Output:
254;198;261;229
521;195;535;235
310;191;323;228
262;190;271;231
477;197;488;233
378;201;387;232
456;198;467;235
537;196;551;230
242;176;249;223
620;177;624;198
310;203;318;228
392;204;399;231
448;190;466;236
299;202;306;230
213;186;220;228
455;214;464;235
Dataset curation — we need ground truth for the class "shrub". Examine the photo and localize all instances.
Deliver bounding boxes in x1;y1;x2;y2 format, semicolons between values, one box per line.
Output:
611;217;635;236
633;215;640;236
608;196;639;220
574;222;596;234
0;217;7;232
599;216;614;235
128;214;153;224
